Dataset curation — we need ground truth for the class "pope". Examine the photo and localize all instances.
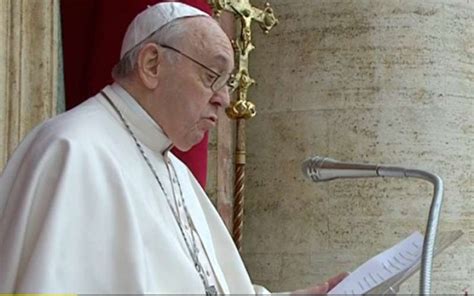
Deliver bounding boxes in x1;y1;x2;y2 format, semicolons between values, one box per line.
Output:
0;2;347;294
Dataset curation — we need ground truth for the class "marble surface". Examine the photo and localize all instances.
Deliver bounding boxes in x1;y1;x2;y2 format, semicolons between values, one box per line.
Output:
207;0;473;294
0;0;61;169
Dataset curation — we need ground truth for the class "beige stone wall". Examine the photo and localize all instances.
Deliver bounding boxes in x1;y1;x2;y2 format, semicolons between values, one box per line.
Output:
0;0;61;170
223;0;473;293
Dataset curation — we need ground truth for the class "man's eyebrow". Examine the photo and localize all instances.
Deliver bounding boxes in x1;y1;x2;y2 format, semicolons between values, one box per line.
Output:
212;53;233;71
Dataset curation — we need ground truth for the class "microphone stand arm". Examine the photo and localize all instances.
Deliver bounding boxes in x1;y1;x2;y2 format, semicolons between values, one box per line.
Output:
377;167;444;295
303;158;444;294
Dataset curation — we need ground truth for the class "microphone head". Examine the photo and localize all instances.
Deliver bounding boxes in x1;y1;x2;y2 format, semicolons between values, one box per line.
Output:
302;156;380;182
302;156;339;182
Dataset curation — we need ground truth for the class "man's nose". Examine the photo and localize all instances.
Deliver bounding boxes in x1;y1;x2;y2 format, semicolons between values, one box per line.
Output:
210;86;231;108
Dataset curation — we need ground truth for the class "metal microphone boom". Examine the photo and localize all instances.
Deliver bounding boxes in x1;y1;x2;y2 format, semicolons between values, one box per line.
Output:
302;156;444;295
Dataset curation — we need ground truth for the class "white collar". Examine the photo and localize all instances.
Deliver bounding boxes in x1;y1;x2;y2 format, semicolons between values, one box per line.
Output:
101;83;173;155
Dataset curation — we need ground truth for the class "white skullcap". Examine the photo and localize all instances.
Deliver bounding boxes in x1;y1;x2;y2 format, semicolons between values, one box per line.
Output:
120;2;208;58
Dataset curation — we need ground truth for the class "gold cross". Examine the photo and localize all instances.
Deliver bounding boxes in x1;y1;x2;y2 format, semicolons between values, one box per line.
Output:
209;0;278;119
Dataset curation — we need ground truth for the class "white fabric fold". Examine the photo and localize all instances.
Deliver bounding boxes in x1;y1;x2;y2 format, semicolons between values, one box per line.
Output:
0;86;265;294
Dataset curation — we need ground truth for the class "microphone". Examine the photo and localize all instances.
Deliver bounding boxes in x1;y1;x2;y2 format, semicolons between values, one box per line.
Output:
301;155;444;295
302;156;408;182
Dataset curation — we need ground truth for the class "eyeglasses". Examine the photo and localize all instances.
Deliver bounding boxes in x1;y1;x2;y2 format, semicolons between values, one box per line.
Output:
159;44;235;93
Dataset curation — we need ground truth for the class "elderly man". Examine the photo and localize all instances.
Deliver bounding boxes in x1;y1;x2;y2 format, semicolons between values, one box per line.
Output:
0;2;346;294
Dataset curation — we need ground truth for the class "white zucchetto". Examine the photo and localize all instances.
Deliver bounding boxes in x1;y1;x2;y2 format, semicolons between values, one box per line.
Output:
120;2;208;58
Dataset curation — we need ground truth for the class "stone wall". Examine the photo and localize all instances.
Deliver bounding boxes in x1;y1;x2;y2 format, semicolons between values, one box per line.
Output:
222;0;474;293
0;0;61;170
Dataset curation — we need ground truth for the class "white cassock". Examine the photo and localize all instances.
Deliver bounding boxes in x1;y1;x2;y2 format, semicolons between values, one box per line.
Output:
0;83;271;294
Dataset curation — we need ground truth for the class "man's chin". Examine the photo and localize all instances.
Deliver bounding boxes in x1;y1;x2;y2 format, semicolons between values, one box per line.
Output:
173;142;193;152
174;133;206;152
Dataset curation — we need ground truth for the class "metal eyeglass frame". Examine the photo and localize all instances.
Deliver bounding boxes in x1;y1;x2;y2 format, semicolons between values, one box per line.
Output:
159;44;236;93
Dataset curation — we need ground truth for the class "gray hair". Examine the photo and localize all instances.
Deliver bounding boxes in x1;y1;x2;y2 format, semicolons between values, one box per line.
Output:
111;18;189;80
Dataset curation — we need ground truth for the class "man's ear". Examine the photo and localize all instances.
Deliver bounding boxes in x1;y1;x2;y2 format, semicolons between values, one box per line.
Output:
137;43;162;89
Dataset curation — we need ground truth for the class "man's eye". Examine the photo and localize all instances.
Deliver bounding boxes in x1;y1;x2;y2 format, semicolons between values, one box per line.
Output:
205;72;217;84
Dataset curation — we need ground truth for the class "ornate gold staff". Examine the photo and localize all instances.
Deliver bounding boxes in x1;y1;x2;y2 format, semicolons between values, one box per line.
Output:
209;0;278;251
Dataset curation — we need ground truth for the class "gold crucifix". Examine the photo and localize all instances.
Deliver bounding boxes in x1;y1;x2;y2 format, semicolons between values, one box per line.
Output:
209;0;278;250
210;0;278;119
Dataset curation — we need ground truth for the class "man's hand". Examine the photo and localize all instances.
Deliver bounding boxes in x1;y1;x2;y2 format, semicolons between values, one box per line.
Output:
291;272;349;295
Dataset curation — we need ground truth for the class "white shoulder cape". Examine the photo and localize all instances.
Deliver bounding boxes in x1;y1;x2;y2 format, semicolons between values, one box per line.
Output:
0;85;271;294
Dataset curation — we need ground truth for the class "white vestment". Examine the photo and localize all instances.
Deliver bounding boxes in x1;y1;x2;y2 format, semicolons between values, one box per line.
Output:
0;84;270;294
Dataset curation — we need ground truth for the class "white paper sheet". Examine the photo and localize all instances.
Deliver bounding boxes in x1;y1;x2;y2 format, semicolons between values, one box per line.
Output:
328;232;424;295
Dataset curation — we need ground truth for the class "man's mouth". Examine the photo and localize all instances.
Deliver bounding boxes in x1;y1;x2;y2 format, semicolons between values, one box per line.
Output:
206;115;217;124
